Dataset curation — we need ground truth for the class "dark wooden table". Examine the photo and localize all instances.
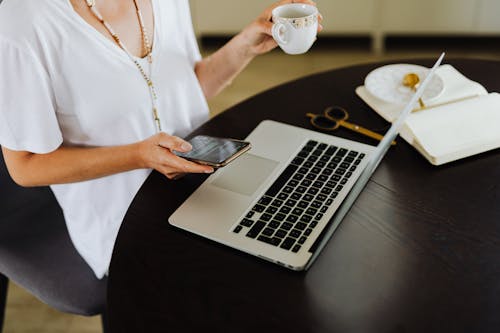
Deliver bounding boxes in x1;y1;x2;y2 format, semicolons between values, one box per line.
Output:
107;58;500;333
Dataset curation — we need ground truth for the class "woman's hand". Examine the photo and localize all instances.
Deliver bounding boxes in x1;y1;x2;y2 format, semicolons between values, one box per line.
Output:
238;0;323;57
195;0;323;99
137;133;214;180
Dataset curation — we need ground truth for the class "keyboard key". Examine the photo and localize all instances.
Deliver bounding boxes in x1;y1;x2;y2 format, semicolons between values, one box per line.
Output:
321;187;333;195
296;186;307;193
295;222;307;230
275;213;286;221
272;199;284;207
315;213;323;220
265;206;278;214
327;162;338;169
281;222;293;230
306;208;318;215
336;148;348;157
306;173;317;180
275;229;287;238
310;221;318;228
346;172;353;178
304;228;313;236
291;192;302;200
292;245;302;253
292;157;304;165
336;185;344;192
286;215;298;223
299;215;312;223
246;211;255;219
262;227;275;236
335;168;346;176
315;161;326;168
258;196;272;205
311;201;322;208
297;151;309;158
298;236;307;244
240;218;254;227
354;159;362;165
233;225;243;233
344;156;354;163
307;155;318;162
258;235;281;246
318;174;329;182
269;220;280;229
298;167;309;174
327;180;337;188
297;201;309;209
331;192;339;198
301;179;312;187
288;180;299;187
312;149;323;157
325;146;337;156
278;193;289;200
292;208;304;216
331;175;341;181
303;161;314;168
293;173;304;181
290;229;301;238
318;143;328;150
283;186;294;194
359;153;366;159
320;206;328;213
340;162;350;169
253;204;265;213
313;181;324;188
307;187;319;195
303;194;314;201
280;237;296;250
322;168;333;176
260;213;272;222
279;206;291;214
265;164;298;197
340;178;348;185
320;155;330;163
348;150;359;157
306;140;318;147
246;221;266;238
285;199;297;207
349;165;357;172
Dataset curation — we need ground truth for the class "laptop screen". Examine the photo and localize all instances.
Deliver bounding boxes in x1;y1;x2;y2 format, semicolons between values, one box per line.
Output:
305;53;445;269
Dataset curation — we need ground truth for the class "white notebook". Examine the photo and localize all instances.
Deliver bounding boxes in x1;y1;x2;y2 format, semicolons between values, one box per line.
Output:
357;65;500;165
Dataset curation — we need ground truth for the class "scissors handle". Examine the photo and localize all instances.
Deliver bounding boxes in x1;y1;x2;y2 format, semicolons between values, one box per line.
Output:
339;120;396;146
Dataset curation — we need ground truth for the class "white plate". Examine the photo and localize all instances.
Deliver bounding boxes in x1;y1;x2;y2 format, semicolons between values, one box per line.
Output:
364;64;445;105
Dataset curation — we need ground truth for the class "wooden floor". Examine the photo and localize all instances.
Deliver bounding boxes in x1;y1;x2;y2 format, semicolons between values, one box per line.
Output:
3;40;500;333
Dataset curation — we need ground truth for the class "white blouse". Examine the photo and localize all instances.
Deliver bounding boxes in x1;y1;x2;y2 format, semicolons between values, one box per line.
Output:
0;0;209;278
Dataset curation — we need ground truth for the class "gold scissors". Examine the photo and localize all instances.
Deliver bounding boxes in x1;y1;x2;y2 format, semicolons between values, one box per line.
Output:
306;106;396;145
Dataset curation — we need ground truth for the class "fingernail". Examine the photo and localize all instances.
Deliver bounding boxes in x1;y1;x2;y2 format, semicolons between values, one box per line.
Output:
181;142;192;151
205;168;214;174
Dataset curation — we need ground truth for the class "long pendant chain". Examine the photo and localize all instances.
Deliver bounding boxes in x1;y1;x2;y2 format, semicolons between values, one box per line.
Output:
85;0;162;132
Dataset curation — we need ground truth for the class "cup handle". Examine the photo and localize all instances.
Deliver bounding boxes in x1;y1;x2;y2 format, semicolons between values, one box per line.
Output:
272;22;288;45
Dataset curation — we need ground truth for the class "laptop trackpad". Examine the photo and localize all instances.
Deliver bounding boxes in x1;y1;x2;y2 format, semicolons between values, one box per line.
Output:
210;154;279;196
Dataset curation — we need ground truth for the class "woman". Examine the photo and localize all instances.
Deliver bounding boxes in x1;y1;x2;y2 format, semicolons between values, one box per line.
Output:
0;0;320;278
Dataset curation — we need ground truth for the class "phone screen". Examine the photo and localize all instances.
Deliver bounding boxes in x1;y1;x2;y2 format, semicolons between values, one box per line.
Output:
175;135;251;167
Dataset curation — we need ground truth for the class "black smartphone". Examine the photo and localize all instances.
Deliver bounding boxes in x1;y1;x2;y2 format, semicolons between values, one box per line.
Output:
174;135;251;167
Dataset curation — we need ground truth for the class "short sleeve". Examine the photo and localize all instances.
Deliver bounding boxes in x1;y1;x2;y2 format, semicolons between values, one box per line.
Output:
0;39;62;153
178;0;202;65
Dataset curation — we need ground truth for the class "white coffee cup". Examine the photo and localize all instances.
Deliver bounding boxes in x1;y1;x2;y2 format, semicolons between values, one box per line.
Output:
271;3;318;55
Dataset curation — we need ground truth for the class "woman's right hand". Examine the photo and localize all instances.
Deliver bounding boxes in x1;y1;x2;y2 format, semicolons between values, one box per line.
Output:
137;132;214;179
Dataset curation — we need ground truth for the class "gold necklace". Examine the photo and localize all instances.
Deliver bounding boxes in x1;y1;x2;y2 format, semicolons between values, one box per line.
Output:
85;0;162;132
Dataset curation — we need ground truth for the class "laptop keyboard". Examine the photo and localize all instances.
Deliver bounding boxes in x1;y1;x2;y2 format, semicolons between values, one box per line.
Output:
232;140;365;253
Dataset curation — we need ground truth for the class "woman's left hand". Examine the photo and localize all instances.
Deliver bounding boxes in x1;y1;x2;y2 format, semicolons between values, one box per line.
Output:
238;0;323;57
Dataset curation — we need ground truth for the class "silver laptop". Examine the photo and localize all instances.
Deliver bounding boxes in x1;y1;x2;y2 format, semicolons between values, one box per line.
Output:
169;54;444;270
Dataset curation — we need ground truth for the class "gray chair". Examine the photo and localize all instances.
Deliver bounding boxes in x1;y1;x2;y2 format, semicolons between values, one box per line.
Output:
0;149;108;332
